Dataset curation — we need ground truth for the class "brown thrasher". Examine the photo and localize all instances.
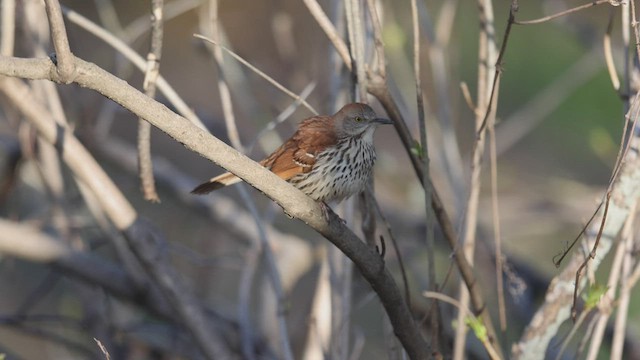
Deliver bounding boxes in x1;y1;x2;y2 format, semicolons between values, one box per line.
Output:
192;103;391;207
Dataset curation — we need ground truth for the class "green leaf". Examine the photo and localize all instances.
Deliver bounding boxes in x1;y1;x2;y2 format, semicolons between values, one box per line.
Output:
582;283;608;311
465;316;487;342
411;141;424;158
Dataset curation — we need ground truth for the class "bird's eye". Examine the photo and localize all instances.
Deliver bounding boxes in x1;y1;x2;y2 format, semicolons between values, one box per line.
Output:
354;117;363;122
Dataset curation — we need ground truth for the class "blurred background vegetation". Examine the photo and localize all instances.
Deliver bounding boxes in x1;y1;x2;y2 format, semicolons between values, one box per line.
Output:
0;0;637;359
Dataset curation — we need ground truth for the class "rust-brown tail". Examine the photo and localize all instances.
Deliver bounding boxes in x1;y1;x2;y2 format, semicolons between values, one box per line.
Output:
191;172;242;194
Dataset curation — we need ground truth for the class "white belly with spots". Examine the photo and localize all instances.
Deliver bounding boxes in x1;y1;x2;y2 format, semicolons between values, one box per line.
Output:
290;138;376;202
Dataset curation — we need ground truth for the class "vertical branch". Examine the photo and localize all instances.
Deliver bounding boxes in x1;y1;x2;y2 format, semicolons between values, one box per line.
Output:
236;185;295;360
302;254;332;360
364;0;386;78
410;0;440;353
137;0;164;203
453;0;498;356
303;1;347;358
207;0;242;151
420;0;466;205
43;0;75;81
345;0;366;101
623;0;631;114
200;2;294;359
611;208;637;359
1;0;16;56
584;203;635;360
302;0;352;71
456;0;519;358
332;2;363;358
60;5;208;130
488;118;506;331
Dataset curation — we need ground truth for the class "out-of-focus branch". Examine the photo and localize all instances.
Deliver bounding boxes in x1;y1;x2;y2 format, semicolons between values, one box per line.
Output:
369;73;498;357
0;218;262;359
0;0;16;56
0;73;233;360
137;0;164;202
194;35;317;116
454;0;503;356
514;0;611;25
43;0;75;82
302;0;351;71
345;0;366;101
410;0;440;353
201;2;294;358
0;55;430;359
61;5;206;129
513;135;640;357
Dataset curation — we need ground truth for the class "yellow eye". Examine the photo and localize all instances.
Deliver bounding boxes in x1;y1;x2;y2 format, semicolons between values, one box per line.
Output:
354;117;363;122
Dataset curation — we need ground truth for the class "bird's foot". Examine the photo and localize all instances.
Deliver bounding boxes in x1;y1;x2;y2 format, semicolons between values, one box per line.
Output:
320;202;346;225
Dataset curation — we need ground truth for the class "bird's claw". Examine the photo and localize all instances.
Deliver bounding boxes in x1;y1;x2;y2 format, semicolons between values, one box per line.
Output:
320;202;346;225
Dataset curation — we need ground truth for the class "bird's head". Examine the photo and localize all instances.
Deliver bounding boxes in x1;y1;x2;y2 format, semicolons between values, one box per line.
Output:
333;103;392;140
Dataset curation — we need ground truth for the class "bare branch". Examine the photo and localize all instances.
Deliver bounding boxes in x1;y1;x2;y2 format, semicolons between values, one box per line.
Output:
194;34;318;116
0;54;430;360
43;0;76;81
514;0;611;25
0;73;233;359
61;5;206;130
0;0;16;56
137;0;164;202
303;0;352;71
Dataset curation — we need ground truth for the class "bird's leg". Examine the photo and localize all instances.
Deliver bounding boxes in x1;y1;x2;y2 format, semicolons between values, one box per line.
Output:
320;201;346;225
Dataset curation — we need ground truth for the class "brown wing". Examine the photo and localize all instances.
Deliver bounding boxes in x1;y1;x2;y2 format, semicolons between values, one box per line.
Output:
191;115;336;195
262;115;336;180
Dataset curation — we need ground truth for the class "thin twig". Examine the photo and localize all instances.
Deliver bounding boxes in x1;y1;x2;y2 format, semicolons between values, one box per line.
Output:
193;34;318;115
206;0;242;151
488;125;506;331
43;0;76;81
411;0;440;351
236;185;295;360
247;82;316;152
94;338;112;360
137;0;164;202
555;309;590;360
370;195;411;309
61;5;206;130
460;82;477;113
572;192;611;321
455;0;504;357
514;0;611;25
585;203;635;360
424;291;502;360
604;9;620;92
630;0;640;64
202;2;294;358
419;0;465;199
303;0;352;71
